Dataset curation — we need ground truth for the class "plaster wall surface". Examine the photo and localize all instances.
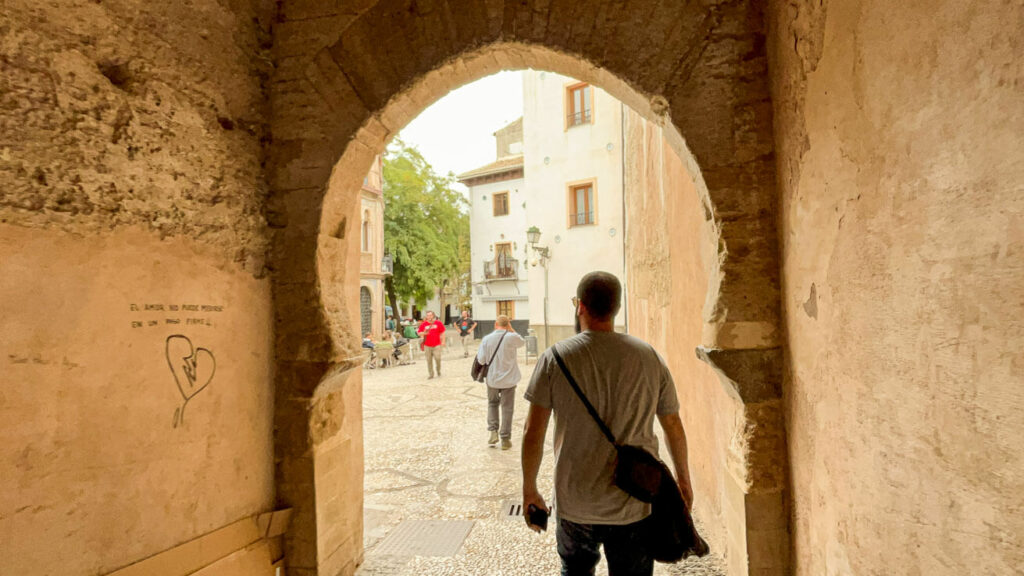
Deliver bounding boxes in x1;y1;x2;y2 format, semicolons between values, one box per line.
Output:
522;70;626;345
623;110;751;574
0;1;277;573
769;1;1024;574
0;226;275;575
467;174;529;322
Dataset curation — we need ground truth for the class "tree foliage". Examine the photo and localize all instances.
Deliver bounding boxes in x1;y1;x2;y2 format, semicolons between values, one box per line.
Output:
383;139;470;311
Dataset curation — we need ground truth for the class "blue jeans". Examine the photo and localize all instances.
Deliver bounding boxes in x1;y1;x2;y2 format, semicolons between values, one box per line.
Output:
556;516;654;576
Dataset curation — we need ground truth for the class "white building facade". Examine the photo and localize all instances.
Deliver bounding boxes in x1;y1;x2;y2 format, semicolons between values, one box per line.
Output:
522;71;627;347
459;119;529;338
460;72;627;347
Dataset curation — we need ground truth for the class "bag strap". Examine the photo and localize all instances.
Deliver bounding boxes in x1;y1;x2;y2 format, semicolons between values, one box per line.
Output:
551;347;618;447
486;331;508;365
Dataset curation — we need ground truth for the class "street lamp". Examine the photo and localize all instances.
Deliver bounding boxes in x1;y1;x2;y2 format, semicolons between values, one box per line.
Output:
381;252;394;276
527;227;551;347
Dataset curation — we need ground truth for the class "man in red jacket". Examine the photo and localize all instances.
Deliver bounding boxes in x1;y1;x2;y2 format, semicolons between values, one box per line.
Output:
417;310;446;379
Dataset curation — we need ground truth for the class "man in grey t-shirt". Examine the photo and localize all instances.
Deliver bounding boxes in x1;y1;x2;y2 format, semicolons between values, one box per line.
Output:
521;272;694;576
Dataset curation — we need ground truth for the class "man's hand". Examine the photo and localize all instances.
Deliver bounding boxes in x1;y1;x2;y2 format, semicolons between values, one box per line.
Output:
521;403;552;533
522;489;548;532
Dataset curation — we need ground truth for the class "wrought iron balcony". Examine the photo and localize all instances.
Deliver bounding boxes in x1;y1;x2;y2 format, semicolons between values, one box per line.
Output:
567;110;592;126
571;211;595;226
484;258;519;281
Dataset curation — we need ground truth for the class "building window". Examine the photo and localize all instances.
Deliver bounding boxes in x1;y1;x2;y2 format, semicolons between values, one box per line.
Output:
496;300;515;318
566;83;593;127
495;243;514;277
493;192;509;216
569;183;595;226
361;209;371;252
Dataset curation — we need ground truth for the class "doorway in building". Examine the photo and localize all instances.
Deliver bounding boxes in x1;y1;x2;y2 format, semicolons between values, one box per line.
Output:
360;287;372;337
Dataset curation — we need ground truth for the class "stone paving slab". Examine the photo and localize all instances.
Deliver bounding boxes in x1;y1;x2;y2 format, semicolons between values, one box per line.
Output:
358;349;725;576
374;519;476;557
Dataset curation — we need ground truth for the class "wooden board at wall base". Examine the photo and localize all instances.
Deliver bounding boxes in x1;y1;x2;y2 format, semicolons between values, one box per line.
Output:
107;509;291;576
191;540;279;576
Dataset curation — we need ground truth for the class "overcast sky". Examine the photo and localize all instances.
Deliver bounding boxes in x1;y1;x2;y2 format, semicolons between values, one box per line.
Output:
393;70;524;193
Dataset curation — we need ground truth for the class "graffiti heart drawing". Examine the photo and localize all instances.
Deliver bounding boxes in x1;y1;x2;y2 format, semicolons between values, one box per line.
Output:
166;334;216;428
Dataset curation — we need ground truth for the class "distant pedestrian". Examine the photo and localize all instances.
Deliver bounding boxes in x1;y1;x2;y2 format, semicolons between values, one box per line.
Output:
386;315;396;332
476;315;525;449
417;311;446;379
453;310;478;358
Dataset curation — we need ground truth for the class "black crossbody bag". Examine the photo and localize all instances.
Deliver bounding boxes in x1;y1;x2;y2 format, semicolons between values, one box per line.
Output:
551;347;710;563
471;330;507;383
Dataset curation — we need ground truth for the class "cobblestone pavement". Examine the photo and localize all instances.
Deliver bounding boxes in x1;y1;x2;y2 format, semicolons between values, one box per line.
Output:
357;345;726;576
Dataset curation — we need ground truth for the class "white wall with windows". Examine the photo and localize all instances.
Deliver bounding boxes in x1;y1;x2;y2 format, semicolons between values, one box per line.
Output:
465;173;529;325
522;70;627;346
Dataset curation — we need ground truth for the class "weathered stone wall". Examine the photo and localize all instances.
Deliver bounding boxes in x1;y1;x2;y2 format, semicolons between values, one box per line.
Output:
0;226;276;575
769;1;1024;574
624;108;729;549
1;0;274;274
0;1;276;574
624;109;789;576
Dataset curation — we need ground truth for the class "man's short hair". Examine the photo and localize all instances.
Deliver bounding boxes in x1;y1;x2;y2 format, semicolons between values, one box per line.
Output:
496;315;511;328
577;271;622;320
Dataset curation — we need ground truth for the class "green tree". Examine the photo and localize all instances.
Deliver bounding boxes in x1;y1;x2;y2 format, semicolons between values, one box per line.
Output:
383;139;470;320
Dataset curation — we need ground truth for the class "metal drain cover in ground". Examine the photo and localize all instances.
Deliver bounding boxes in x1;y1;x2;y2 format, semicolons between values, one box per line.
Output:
500;499;554;520
373;519;475;557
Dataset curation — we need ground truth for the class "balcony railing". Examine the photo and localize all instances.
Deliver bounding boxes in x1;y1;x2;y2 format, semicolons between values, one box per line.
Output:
571;211;595;226
567;110;592;126
484;258;519;281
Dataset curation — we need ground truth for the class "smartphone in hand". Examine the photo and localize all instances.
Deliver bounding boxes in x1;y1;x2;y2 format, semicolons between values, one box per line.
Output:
527;504;549;532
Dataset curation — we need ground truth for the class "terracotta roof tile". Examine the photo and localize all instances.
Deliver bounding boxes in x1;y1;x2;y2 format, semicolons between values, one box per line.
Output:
456;155;524;181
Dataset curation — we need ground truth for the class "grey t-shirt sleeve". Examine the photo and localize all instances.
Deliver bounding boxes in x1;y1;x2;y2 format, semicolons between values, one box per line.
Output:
655;350;680;415
524;350;554;408
510;332;526;349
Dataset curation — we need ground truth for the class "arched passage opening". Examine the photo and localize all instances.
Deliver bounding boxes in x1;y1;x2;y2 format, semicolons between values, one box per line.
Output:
268;3;784;575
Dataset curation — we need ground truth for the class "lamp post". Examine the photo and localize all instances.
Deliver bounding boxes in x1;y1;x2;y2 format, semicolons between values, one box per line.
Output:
527;227;551;348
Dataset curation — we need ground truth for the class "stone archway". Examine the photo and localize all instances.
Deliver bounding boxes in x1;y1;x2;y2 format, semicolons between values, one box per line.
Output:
268;3;784;575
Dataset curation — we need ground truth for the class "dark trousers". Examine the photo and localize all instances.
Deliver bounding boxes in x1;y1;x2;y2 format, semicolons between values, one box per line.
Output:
556;516;654;576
